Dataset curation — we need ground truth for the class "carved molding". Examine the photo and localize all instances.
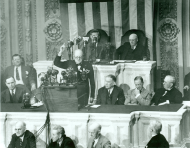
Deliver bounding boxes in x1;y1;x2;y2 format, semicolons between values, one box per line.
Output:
158;19;180;42
0;20;6;42
17;0;24;57
44;0;60;20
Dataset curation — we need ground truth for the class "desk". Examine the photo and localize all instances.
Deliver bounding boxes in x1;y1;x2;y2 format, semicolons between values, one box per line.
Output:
1;104;189;148
33;61;156;98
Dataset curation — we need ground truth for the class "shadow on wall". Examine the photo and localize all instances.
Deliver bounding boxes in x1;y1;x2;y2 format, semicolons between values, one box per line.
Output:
119;84;130;95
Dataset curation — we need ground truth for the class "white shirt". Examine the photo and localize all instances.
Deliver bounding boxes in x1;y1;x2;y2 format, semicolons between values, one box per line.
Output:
93;136;100;147
131;45;137;50
14;66;24;85
19;132;25;141
9;88;16;95
108;86;114;95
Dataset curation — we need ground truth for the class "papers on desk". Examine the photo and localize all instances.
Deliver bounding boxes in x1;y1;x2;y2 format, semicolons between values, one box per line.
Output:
31;101;43;107
135;61;150;64
90;105;101;108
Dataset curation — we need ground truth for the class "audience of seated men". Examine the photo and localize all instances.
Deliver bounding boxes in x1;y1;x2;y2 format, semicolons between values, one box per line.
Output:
151;75;182;105
3;54;36;92
115;33;147;61
183;72;190;101
124;76;152;105
88;123;111;148
1;76;28;103
8;121;36;148
96;74;125;105
146;120;169;148
48;125;75;148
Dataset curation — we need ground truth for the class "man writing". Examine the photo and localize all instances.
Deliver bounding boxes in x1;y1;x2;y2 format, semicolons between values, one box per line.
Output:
8;121;36;148
54;44;95;108
115;33;147;60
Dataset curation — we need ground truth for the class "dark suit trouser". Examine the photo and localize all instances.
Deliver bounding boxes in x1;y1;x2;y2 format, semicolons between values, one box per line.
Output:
77;83;89;108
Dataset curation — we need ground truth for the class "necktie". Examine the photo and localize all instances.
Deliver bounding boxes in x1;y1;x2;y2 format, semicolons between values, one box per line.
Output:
108;89;111;97
16;67;20;80
19;137;23;148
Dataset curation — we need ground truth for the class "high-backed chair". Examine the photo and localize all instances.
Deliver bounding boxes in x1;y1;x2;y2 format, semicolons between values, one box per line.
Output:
121;29;150;60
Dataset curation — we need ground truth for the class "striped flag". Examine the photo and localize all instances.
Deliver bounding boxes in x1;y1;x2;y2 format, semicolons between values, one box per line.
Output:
60;0;153;60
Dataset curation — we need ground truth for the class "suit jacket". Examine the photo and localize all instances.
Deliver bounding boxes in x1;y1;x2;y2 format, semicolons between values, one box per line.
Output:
1;86;26;103
48;135;75;148
54;55;95;98
146;133;169;148
151;87;182;105
124;87;152;105
115;42;147;60
96;85;125;105
79;39;106;61
8;130;36;148
87;134;111;148
4;65;36;91
184;72;190;100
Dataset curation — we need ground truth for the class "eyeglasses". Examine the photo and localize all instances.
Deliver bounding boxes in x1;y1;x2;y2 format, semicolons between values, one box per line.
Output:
75;56;82;59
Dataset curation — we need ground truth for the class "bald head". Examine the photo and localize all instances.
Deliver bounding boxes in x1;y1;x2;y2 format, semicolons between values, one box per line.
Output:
129;33;138;47
89;123;101;139
15;121;26;136
163;75;176;90
149;120;162;135
74;49;83;64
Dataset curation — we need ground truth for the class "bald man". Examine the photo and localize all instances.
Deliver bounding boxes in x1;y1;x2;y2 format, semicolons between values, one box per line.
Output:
54;44;95;108
115;33;147;60
146;120;169;148
87;123;111;148
8;121;36;148
151;75;182;105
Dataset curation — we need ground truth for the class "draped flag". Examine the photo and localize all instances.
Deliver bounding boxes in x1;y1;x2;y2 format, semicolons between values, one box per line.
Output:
60;0;154;60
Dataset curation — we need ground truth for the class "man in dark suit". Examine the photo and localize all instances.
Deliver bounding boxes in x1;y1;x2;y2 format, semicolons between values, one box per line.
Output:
8;121;36;148
4;54;36;92
151;75;182;105
48;125;75;148
54;44;95;108
81;29;106;62
125;76;152;105
96;74;125;105
88;123;111;148
1;76;28;103
115;33;147;60
146;120;169;148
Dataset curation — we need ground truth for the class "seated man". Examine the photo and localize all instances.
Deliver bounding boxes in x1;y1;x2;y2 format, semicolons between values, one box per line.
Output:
4;54;36;92
1;76;28;103
146;120;169;148
96;74;125;105
54;44;95;108
151;75;182;105
48;125;75;148
115;33;147;60
88;123;111;148
8;121;36;148
81;29;106;62
124;76;152;105
183;72;190;100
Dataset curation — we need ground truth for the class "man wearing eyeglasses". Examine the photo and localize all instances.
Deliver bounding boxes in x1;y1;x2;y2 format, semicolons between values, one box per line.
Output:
54;44;95;108
151;75;182;105
115;33;148;61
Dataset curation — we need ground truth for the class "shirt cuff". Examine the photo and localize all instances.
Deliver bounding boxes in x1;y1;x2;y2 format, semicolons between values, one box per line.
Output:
58;52;62;56
135;94;140;98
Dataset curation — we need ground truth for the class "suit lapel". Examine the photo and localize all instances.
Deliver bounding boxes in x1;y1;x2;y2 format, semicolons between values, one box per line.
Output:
22;131;29;148
95;135;103;148
6;89;12;103
111;86;118;105
102;87;108;104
